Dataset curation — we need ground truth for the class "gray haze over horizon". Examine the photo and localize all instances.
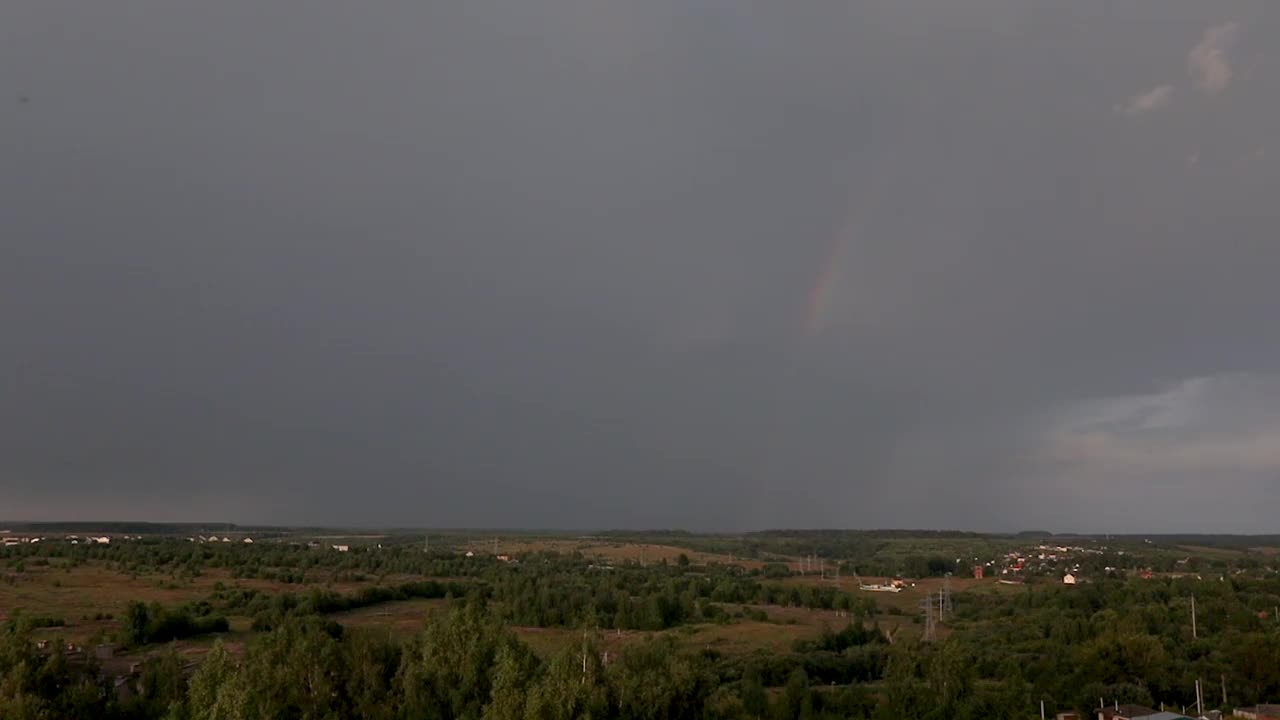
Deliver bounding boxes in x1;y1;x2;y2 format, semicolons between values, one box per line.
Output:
4;2;1279;533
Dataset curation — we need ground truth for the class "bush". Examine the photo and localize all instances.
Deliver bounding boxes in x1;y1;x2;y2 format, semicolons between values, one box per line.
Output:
123;601;229;645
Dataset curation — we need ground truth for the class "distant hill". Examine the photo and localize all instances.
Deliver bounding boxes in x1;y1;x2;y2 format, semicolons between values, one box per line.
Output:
0;521;246;535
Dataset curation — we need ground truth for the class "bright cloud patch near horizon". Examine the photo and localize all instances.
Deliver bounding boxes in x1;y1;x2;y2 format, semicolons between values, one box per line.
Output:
1043;373;1280;474
1188;22;1240;95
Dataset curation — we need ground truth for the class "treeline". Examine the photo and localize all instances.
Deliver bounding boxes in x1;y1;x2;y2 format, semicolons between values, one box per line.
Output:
212;580;470;631
0;521;244;535
483;567;872;631
0;541;507;582
199;564;866;634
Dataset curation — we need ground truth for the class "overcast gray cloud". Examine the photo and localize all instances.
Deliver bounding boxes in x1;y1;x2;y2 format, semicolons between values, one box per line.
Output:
2;1;1278;532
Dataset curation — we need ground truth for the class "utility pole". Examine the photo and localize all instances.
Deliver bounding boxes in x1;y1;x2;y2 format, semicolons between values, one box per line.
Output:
1195;678;1203;716
1221;673;1227;706
922;592;936;642
1191;595;1198;639
1040;700;1045;720
942;574;954;616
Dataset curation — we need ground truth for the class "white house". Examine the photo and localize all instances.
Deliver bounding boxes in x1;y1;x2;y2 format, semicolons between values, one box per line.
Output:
1063;573;1077;585
332;544;350;552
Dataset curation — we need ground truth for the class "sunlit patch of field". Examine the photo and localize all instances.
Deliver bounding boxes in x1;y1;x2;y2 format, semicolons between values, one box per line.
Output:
509;625;651;659
1176;544;1250;559
330;598;448;635
682;605;837;654
505;602;860;659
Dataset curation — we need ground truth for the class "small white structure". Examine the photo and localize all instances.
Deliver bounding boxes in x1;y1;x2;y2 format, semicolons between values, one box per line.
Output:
332;544;350;552
242;538;254;544
1063;573;1077;585
465;551;475;558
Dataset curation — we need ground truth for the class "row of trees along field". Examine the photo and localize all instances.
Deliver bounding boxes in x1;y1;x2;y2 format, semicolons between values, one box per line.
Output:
0;535;981;581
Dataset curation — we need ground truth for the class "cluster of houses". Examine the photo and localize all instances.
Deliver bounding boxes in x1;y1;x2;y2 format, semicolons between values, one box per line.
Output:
2;533;150;547
975;543;1102;583
188;535;255;544
971;543;1173;586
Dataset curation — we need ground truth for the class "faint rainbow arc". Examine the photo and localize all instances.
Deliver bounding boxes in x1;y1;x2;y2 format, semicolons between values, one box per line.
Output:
804;230;853;334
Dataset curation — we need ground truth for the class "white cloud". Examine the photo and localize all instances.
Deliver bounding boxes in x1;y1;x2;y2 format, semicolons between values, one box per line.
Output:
1188;22;1240;95
1042;373;1280;473
1115;84;1175;117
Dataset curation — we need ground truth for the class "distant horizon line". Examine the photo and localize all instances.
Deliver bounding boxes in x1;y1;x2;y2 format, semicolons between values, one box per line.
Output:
2;520;1277;538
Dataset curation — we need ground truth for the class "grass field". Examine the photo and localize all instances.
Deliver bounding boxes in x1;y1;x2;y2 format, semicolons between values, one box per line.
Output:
330;598;449;634
488;539;770;569
0;561;415;644
506;603;842;658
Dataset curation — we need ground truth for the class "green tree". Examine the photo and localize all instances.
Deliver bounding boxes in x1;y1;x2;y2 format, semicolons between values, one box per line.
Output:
187;640;252;720
739;666;769;719
126;601;152;645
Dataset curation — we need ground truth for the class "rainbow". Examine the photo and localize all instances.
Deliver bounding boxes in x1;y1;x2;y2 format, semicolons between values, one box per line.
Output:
804;230;852;334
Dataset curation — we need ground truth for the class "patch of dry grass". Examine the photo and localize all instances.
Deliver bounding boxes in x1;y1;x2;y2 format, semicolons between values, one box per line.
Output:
330;599;448;635
488;539;767;569
0;561;426;644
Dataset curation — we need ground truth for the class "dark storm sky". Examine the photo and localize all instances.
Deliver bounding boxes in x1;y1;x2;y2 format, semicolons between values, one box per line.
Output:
3;2;1279;531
